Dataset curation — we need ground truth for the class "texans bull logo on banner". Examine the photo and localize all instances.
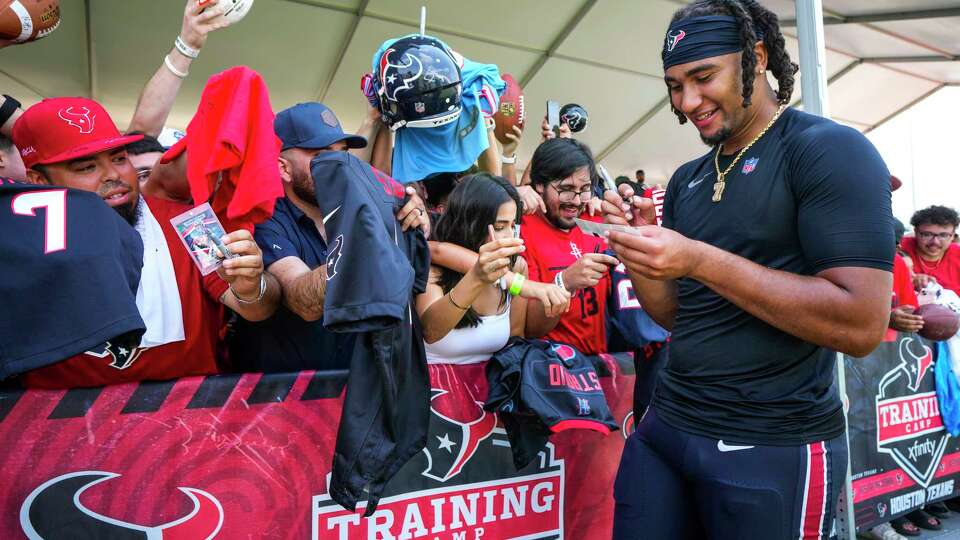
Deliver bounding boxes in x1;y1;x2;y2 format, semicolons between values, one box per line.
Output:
875;337;946;488
313;370;566;540
20;471;223;539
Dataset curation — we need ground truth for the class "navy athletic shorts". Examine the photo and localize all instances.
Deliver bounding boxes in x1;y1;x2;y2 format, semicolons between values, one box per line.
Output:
613;407;847;540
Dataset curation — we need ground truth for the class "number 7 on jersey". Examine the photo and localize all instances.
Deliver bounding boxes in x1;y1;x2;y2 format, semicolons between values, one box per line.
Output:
12;189;67;254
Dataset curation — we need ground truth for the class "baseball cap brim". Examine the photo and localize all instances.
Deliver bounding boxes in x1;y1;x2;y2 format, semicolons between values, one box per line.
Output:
285;133;367;151
33;133;144;166
891;175;902;192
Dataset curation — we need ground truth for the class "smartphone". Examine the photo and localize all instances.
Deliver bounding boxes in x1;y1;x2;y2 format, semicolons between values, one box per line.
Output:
546;100;560;135
509;224;521;269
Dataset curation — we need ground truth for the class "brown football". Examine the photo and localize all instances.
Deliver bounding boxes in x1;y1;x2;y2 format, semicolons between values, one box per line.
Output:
917;303;960;341
494;74;525;145
0;0;60;43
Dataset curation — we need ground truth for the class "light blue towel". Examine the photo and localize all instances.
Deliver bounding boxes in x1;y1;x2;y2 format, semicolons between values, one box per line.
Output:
373;34;505;183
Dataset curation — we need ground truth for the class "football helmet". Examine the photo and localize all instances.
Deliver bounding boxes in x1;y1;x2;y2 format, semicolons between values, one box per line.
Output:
375;35;463;130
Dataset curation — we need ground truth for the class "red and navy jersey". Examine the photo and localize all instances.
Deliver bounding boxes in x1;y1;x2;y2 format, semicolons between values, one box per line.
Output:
606;256;669;352
0;181;145;378
485;338;617;469
521;212;610;355
309;152;431;516
21;196;228;389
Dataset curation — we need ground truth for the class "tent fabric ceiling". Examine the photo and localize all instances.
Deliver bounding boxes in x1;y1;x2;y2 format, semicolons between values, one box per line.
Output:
0;0;957;183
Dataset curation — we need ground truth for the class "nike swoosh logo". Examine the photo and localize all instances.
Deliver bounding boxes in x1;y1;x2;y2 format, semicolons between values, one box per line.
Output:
688;173;709;189
322;205;342;224
717;440;755;452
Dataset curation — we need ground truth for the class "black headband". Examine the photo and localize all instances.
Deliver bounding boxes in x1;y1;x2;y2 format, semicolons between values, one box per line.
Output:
662;15;753;70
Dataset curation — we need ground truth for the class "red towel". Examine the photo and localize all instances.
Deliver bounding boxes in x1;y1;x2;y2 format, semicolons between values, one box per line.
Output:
180;66;282;232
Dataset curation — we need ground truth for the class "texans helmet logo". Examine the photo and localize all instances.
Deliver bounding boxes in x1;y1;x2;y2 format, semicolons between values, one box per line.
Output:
421;389;498;482
900;336;934;392
58;107;96;134
666;30;686;52
378;48;424;101
85;341;146;370
20;471;223;539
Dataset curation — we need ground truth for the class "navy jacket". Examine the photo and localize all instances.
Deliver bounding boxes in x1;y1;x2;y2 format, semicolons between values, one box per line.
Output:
310;153;430;515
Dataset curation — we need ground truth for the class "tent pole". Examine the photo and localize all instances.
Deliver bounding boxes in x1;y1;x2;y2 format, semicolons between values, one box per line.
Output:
796;3;855;538
796;0;830;118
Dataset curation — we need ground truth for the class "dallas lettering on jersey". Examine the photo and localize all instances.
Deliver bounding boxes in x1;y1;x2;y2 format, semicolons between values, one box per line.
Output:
313;461;563;539
548;363;602;392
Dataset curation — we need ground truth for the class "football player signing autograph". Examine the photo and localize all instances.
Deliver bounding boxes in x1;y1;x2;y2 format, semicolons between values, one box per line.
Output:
602;2;894;539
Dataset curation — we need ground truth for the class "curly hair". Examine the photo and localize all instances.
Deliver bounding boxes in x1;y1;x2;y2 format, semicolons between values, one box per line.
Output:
668;0;798;124
910;205;960;229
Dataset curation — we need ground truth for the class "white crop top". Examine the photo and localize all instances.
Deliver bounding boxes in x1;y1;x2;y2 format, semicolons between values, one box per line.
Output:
425;301;512;365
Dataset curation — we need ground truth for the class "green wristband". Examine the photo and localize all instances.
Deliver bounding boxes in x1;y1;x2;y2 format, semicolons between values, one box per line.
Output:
508;274;526;296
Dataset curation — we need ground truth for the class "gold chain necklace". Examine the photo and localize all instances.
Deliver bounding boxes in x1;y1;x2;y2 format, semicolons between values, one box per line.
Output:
712;104;786;202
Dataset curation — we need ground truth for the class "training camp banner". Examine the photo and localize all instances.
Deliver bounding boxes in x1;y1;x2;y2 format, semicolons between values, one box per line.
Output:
0;353;641;539
846;333;960;531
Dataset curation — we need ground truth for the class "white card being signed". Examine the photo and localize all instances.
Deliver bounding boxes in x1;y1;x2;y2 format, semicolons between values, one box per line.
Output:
574;218;644;238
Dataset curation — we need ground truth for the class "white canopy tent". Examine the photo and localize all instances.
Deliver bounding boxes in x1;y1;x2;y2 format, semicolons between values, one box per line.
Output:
1;0;958;183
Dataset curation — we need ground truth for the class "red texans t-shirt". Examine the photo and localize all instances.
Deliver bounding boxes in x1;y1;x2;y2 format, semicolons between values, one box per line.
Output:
521;212;610;355
21;196;229;389
901;236;960;293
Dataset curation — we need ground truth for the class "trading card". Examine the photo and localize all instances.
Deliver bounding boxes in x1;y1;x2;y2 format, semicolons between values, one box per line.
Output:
170;202;235;275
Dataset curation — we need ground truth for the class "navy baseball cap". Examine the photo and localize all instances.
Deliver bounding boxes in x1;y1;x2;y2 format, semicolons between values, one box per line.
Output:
274;102;367;151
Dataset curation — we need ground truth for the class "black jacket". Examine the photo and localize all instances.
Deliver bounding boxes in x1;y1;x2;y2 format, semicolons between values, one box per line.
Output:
310;153;430;515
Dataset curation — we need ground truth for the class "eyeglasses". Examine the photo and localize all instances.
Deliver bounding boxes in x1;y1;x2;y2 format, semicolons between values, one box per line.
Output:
917;231;955;241
548;182;593;203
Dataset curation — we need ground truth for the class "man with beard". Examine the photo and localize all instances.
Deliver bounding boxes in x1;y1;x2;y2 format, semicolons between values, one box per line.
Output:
13;97;279;388
230;102;428;372
520;137;618;355
602;1;893;538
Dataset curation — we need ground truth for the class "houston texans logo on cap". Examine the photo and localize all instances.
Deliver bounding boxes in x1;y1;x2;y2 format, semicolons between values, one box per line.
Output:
666;30;686;52
57;106;96;134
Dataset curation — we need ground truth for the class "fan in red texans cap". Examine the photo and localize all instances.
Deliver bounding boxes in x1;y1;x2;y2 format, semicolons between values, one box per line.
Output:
12;97;280;389
602;1;893;539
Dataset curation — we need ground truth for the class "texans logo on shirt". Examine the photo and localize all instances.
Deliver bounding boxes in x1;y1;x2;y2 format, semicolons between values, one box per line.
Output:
84;341;147;370
326;234;344;280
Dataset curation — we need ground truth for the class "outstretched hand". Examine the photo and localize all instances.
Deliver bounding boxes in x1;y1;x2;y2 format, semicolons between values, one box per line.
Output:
180;0;233;51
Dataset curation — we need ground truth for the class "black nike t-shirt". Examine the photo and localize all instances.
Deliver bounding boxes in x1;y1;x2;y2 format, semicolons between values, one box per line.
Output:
654;107;893;446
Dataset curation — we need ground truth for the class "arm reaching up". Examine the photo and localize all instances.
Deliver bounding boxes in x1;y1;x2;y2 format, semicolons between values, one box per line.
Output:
127;0;232;136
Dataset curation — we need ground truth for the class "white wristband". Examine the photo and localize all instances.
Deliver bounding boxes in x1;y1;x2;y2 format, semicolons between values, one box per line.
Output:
174;35;200;59
553;271;568;292
501;154;517;164
164;55;188;79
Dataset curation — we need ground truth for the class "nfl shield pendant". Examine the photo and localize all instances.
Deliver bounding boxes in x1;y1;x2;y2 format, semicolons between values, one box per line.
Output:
712;179;725;202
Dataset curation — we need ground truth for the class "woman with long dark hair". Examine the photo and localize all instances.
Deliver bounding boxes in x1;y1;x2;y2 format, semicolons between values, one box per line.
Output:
416;173;570;362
